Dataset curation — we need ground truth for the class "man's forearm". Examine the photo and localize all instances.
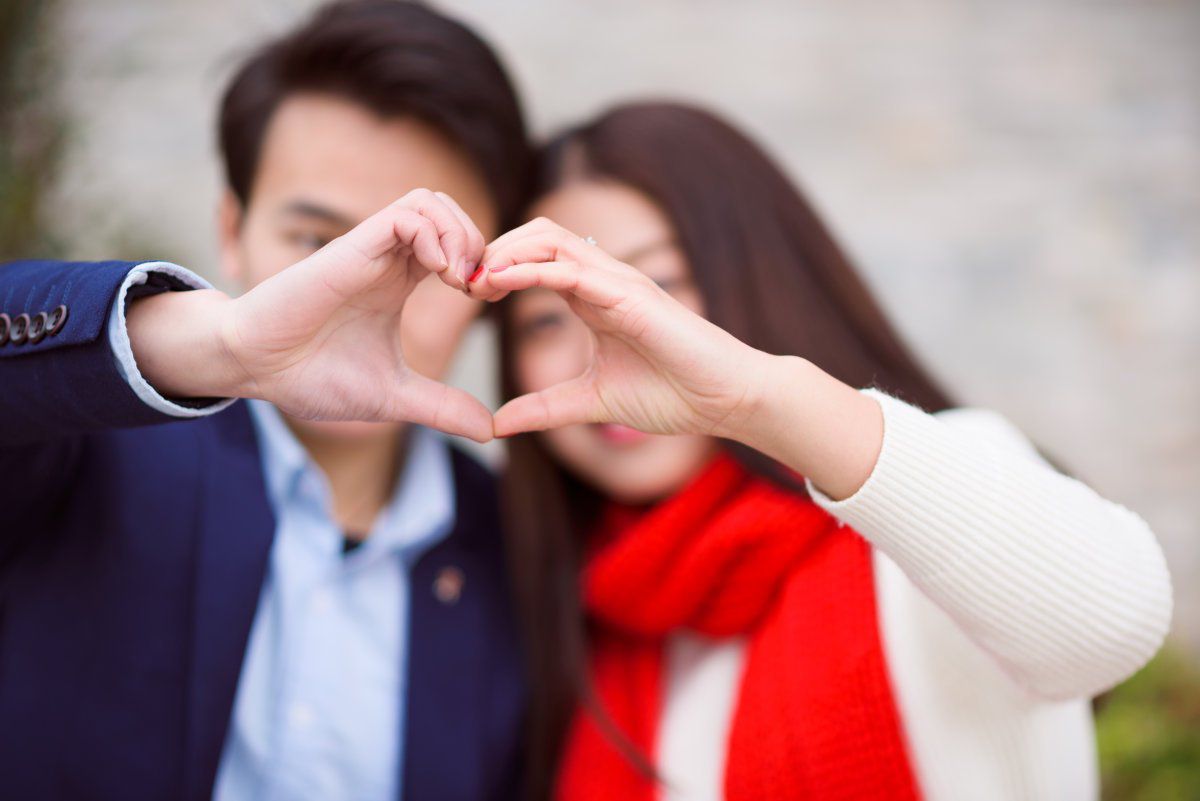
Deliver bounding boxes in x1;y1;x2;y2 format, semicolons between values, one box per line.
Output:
125;289;249;400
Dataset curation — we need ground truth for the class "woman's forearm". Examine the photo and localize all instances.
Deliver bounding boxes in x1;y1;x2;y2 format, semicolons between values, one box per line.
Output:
732;355;885;500
752;380;1171;698
731;360;1170;698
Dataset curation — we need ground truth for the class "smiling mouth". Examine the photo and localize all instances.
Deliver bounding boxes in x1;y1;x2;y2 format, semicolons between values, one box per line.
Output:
591;423;651;446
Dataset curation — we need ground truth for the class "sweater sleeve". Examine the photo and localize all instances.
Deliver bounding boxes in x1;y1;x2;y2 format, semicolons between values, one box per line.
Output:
806;388;1172;700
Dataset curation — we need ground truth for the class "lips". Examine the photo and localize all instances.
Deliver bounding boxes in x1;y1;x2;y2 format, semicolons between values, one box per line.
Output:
591;423;650;446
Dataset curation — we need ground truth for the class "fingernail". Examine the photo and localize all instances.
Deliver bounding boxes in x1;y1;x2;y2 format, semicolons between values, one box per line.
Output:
487;263;509;274
467;264;484;283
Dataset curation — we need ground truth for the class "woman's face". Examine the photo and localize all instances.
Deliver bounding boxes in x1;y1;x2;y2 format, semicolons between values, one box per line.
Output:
511;180;718;504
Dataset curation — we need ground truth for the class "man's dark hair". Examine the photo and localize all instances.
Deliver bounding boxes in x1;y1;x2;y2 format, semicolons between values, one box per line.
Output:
218;0;530;226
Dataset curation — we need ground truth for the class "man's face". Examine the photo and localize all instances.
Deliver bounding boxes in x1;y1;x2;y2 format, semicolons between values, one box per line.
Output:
219;92;498;441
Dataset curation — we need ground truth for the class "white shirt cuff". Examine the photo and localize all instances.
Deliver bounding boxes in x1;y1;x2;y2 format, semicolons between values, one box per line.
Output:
107;261;237;418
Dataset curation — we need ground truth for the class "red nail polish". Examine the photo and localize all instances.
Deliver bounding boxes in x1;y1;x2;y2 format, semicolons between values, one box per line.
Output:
468;264;485;283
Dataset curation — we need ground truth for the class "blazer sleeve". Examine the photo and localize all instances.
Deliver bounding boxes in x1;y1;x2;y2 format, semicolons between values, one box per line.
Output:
806;388;1173;701
0;258;230;546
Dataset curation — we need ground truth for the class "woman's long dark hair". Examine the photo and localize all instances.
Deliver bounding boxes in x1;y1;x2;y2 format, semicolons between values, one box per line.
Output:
498;101;954;801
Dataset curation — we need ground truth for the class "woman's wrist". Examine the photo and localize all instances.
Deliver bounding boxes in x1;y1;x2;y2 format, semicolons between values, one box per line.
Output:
126;289;252;401
731;354;884;501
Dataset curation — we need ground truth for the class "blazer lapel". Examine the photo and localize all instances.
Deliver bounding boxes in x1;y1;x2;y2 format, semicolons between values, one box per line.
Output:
183;402;276;801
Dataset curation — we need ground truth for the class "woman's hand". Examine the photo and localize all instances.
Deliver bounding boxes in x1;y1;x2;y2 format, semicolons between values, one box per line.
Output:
128;189;494;442
473;217;885;498
472;217;775;440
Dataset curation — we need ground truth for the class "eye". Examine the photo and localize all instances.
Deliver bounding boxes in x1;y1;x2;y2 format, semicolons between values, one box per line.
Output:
517;310;568;339
652;277;693;297
285;230;331;253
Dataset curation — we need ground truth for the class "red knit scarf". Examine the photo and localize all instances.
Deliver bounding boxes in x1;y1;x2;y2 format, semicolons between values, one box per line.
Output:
555;455;921;801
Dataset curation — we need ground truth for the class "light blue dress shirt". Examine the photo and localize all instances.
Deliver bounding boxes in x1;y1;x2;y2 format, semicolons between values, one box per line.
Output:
107;264;457;801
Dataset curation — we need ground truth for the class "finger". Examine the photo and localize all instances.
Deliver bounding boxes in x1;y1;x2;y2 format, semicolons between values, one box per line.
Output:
481;216;566;263
324;207;444;296
391;372;494;443
337;200;445;262
482;260;627;308
464;272;505;302
472;220;613;302
464;258;512;303
493;375;599;437
390;210;450;282
472;224;574;302
401;189;473;287
478;287;511;304
481;225;628;281
434;191;486;274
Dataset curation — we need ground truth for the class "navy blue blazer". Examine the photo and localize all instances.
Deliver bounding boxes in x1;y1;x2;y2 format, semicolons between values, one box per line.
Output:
0;260;526;800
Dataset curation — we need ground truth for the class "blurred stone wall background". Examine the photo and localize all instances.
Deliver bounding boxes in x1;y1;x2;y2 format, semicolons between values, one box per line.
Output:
37;0;1200;647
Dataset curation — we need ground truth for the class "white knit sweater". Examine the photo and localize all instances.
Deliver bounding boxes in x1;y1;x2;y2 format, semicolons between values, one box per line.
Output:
656;389;1172;801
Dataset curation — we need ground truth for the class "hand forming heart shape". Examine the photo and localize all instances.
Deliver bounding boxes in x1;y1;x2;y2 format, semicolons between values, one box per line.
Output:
468;217;771;442
213;191;770;445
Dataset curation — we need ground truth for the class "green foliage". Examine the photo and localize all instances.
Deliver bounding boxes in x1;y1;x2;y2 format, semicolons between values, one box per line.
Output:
1097;643;1200;801
0;0;64;260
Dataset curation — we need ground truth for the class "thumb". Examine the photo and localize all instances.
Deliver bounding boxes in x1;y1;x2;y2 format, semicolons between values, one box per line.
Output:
391;372;494;443
493;375;599;438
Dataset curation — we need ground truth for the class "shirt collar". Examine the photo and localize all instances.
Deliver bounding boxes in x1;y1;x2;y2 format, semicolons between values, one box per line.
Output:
247;399;456;561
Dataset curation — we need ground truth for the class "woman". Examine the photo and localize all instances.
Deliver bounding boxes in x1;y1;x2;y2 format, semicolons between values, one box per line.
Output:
467;102;1171;801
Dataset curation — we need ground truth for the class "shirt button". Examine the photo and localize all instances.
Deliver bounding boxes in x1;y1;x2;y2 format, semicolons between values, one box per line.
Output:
289;702;315;729
434;566;465;605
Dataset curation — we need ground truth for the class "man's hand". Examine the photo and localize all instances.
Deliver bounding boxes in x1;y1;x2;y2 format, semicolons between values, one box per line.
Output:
127;189;493;442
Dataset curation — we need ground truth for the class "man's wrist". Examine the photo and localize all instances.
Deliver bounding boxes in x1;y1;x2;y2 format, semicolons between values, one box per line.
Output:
126;289;249;400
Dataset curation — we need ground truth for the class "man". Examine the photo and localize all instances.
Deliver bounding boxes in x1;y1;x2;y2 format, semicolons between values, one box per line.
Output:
0;2;530;799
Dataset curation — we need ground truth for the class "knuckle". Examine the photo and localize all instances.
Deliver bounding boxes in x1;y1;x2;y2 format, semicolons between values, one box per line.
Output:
414;217;438;238
401;188;435;212
393;207;422;229
549;230;577;255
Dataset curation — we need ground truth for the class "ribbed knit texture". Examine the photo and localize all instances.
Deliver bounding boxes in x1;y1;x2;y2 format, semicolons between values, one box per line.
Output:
807;389;1173;700
651;392;1172;800
556;455;920;801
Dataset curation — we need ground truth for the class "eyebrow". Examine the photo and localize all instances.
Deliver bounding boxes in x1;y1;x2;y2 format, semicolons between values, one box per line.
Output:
614;238;678;266
280;200;356;228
